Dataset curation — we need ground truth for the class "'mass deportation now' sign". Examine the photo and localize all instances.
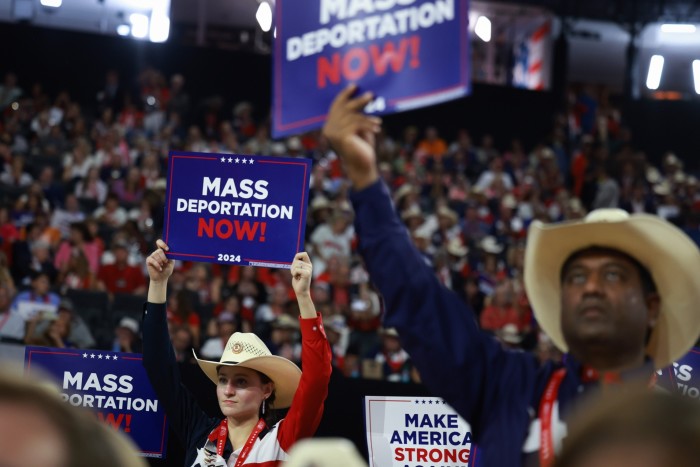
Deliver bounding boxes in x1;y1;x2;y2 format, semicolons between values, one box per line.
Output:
273;0;470;137
24;346;168;458
164;151;312;268
657;347;700;399
365;396;481;467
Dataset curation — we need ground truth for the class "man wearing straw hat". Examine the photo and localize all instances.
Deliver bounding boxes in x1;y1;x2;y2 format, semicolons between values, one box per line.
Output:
322;85;700;467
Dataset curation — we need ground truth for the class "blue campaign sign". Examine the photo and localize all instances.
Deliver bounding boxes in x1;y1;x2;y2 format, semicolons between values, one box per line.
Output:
24;346;168;458
658;347;700;399
164;151;311;268
272;0;471;138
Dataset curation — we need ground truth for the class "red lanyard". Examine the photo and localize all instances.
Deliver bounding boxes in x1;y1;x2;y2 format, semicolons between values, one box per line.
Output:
539;368;566;467
538;367;658;467
212;418;266;467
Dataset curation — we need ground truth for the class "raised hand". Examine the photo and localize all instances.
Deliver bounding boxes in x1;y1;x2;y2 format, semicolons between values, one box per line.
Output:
291;252;313;297
146;239;174;284
322;84;382;190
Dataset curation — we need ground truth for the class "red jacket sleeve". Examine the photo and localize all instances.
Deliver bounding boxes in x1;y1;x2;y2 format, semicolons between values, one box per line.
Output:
277;313;332;452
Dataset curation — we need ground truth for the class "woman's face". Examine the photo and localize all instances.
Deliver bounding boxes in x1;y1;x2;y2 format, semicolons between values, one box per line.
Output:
216;366;272;421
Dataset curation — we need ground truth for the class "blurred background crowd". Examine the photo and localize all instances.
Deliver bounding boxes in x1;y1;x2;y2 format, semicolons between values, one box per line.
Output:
0;66;698;384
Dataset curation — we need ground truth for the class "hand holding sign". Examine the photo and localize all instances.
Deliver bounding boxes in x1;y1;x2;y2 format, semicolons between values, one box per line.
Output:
291;252;314;296
146;240;174;283
323;85;382;190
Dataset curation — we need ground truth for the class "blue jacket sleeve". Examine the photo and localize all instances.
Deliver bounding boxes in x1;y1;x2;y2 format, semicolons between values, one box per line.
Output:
351;181;539;439
142;302;214;452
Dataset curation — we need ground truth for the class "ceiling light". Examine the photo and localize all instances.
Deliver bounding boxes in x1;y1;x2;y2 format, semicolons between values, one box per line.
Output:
256;2;272;32
475;16;491;42
646;55;664;90
117;24;130;36
660;24;697;33
129;13;149;39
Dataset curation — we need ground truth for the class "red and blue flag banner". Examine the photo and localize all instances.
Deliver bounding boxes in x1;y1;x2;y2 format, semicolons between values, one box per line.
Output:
24;346;168;458
163;151;312;269
272;0;471;138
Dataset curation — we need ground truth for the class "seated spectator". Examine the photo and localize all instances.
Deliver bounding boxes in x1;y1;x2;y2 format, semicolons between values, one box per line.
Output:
97;241;146;296
364;328;417;383
24;312;72;348
0;154;32;188
111;166;143;205
50;193;85;239
199;311;237;359
268;313;301;364
169;323;195;363
166;289;200;348
111;316;142;353
93;192;128;230
74;166;107;204
479;279;530;333
57;248;97;292
27;299;94;349
54;221;100;274
0;284;17;342
62;136;95;183
2;271;60;343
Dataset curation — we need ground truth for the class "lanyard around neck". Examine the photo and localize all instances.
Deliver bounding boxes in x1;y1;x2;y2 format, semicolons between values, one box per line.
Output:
213;418;266;467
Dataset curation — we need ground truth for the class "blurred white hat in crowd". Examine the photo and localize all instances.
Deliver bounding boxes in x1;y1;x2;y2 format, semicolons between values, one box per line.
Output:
284;438;368;467
480;236;504;254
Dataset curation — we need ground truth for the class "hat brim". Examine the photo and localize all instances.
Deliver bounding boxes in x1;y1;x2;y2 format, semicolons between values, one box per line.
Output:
524;214;700;369
193;352;302;408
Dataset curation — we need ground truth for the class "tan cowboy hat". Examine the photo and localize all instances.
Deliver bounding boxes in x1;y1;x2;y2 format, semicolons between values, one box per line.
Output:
285;438;368;467
193;332;301;408
524;208;700;369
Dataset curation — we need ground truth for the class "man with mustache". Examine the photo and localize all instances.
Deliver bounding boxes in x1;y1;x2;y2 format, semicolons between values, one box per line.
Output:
322;85;700;467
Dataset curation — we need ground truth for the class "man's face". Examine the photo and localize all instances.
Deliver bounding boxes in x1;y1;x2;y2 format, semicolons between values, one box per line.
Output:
560;250;659;359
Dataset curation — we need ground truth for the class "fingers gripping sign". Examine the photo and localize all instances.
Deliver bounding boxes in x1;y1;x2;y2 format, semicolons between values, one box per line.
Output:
147;240;175;283
291;252;313;297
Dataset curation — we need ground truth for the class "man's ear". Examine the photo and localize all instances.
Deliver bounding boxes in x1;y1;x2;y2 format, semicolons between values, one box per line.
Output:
646;293;660;329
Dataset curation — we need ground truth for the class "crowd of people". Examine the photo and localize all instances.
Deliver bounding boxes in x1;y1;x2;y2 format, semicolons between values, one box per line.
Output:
0;68;697;384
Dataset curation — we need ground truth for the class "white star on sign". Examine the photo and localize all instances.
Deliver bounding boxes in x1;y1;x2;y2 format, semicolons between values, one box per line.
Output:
228;157;233;163
98;354;103;359
220;157;226;162
235;158;240;163
113;355;118;360
83;353;88;358
248;158;254;164
90;353;95;358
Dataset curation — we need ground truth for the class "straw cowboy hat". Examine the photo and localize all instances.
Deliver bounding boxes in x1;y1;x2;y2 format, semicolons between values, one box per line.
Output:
285;438;368;467
194;332;301;408
524;208;700;369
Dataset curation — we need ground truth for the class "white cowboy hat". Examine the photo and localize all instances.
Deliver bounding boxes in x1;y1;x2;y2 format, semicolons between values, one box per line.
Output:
524;208;700;369
193;332;301;408
480;236;504;254
446;237;468;257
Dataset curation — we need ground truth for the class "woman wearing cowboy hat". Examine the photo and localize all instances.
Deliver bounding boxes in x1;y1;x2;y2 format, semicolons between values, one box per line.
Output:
143;240;331;467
